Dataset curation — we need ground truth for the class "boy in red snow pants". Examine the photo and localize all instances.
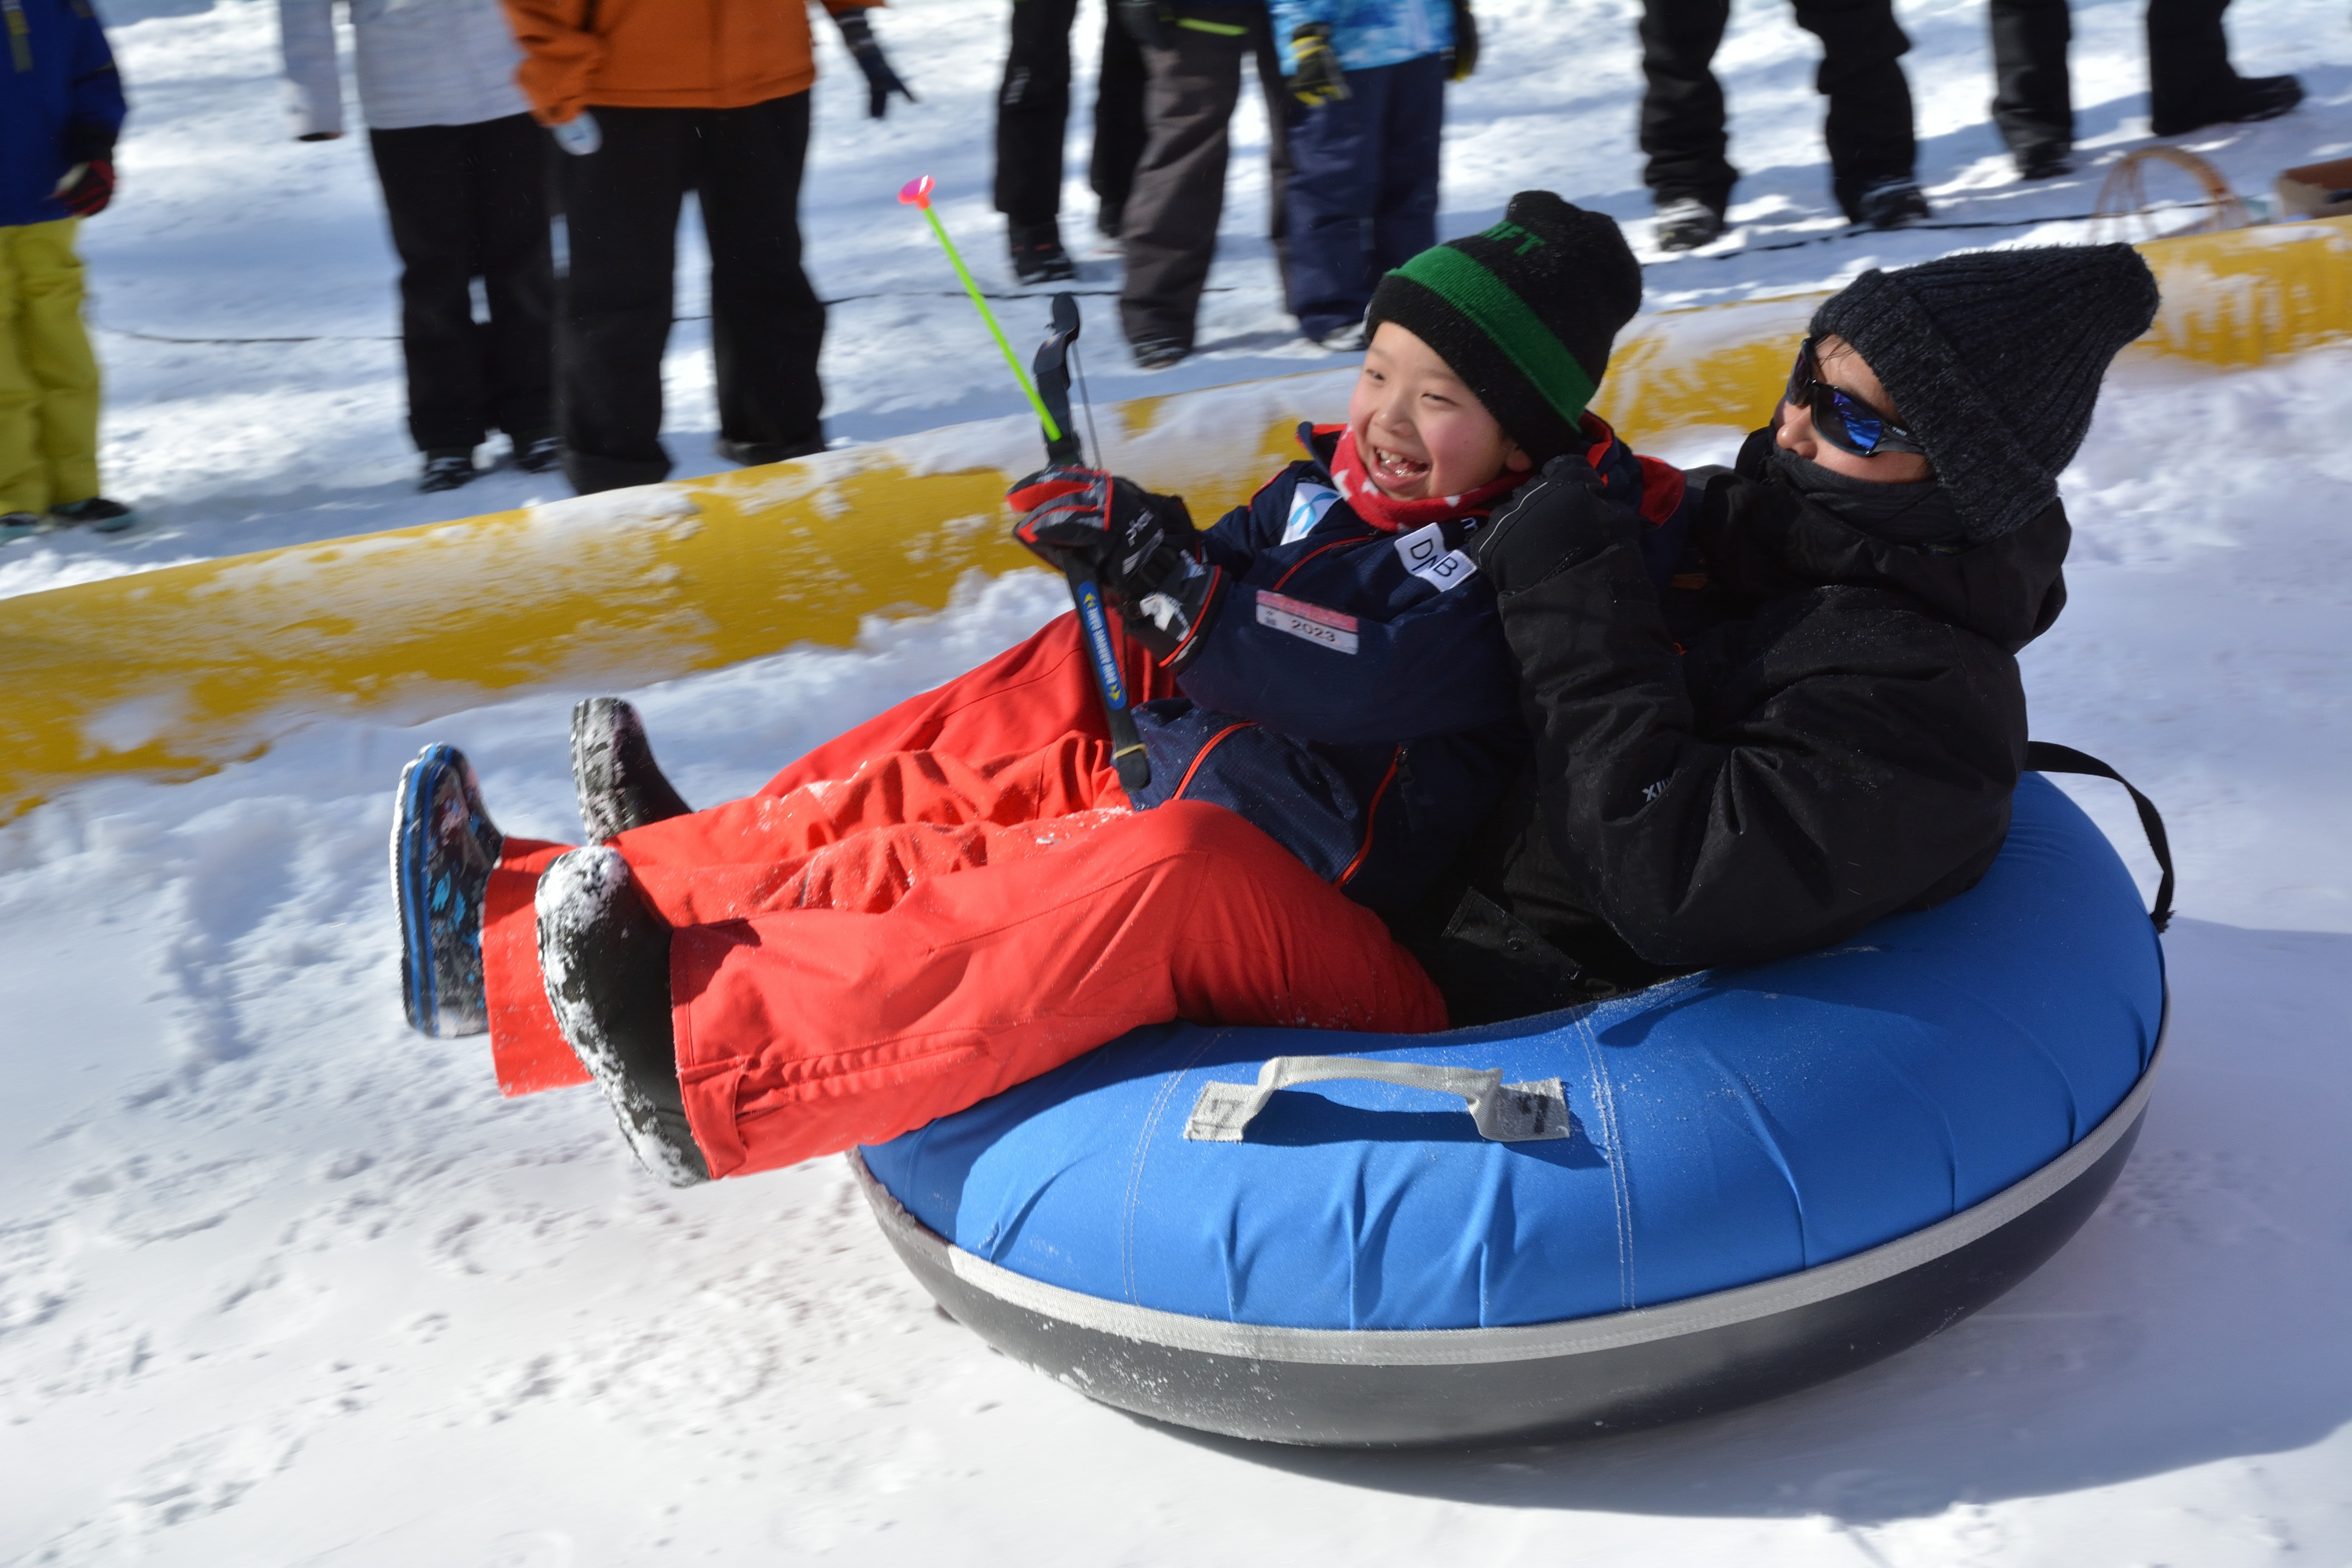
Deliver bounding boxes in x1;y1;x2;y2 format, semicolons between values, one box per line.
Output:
393;194;1668;1186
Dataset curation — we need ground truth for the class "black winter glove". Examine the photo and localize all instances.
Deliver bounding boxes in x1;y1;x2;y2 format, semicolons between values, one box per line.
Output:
1448;0;1479;80
833;10;916;119
53;159;115;218
1008;466;1228;666
64;119;118;165
1472;452;1642;595
1287;22;1349;107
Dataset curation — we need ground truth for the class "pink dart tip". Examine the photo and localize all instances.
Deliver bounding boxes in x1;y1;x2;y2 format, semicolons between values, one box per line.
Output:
897;175;935;209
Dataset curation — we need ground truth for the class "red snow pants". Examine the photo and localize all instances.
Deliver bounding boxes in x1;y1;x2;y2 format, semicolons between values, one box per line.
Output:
480;611;1447;1178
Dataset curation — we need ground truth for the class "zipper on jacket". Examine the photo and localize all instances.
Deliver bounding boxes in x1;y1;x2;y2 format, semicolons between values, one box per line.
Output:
1167;721;1254;802
1335;746;1405;888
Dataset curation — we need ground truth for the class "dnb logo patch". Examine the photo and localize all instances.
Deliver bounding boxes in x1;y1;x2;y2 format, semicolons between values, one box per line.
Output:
1255;590;1359;654
1281;482;1343;545
1393;521;1477;591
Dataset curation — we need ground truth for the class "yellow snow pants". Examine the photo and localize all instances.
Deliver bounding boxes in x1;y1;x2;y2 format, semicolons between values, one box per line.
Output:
0;219;102;517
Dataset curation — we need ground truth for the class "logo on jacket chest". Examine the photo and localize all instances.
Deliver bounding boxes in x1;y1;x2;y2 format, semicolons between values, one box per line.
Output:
1282;482;1343;545
1394;521;1478;591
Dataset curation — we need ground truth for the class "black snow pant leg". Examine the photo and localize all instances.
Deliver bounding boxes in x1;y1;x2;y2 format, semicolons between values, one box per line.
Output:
1638;0;1737;213
370;114;556;455
996;0;1081;227
1091;8;1150;235
696;93;826;456
471;114;557;443
554;106;688;493
2147;0;2239;125
1988;0;2073;160
1283;55;1442;339
1792;0;1918;219
1120;6;1290;350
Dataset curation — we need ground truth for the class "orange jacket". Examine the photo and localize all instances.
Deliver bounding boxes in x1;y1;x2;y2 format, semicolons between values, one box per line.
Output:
500;0;881;124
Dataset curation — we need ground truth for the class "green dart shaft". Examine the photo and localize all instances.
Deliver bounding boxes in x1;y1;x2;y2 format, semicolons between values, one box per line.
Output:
916;205;1065;445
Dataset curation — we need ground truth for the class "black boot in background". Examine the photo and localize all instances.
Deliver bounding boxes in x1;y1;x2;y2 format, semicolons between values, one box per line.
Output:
1009;219;1078;284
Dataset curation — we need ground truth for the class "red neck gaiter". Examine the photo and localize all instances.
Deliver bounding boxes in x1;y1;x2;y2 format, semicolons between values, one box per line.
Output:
1324;426;1534;534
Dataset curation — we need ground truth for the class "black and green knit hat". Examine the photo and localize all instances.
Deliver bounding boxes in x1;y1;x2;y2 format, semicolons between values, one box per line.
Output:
1364;191;1644;465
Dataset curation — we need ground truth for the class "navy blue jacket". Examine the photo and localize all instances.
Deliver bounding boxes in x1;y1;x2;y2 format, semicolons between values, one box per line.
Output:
2;0;126;229
1129;423;1688;920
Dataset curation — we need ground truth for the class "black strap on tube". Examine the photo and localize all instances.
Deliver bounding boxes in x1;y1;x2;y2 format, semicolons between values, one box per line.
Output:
2026;742;2174;932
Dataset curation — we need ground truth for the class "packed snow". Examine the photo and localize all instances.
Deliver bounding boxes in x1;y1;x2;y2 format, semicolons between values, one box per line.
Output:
3;0;2351;1562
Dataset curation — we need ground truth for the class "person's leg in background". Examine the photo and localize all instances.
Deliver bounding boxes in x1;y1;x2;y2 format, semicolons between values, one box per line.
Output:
11;220;103;517
466;111;557;468
1795;0;1925;226
554;107;691;495
1250;9;1297;311
370;124;495;489
1370;56;1443;279
1283;60;1388;345
695;93;828;467
1638;0;1737;249
0;223;52;521
1090;5;1150;244
996;0;1083;281
1988;0;2072;178
1119;8;1252;365
2146;0;2300;136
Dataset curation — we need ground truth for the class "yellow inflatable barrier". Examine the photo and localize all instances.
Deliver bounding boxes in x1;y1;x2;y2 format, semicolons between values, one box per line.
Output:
3;216;2347;823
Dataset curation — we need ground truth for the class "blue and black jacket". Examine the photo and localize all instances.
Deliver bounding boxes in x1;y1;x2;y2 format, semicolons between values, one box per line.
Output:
2;0;126;229
1127;420;1691;921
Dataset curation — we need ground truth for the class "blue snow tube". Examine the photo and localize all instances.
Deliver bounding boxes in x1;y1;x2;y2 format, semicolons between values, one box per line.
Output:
853;772;2167;1446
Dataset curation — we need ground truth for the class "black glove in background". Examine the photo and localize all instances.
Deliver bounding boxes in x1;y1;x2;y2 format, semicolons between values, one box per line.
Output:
1287;22;1349;106
834;10;916;118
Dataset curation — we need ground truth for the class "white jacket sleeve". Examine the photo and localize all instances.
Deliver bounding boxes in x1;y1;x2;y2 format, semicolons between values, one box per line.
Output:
279;0;346;138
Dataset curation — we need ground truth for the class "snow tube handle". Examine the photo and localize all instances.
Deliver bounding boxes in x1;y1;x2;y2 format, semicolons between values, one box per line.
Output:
1184;1056;1571;1144
2025;742;2174;932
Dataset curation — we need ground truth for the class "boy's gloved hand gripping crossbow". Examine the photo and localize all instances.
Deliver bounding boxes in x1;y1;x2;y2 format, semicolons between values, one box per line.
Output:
900;177;1233;793
1005;297;1231;793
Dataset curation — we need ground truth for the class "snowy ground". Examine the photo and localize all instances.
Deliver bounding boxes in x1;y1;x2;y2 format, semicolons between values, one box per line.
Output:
3;0;2348;600
3;0;2351;1563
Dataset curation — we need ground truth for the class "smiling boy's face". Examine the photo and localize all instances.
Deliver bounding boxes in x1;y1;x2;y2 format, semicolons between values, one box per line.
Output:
1347;323;1531;501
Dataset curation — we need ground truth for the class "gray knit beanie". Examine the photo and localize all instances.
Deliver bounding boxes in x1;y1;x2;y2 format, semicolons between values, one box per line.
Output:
1810;245;2160;542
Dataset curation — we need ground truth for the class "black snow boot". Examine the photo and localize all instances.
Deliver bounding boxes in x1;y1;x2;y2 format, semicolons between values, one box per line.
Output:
2151;74;2302;136
570;697;694;844
511;430;564;474
1854;177;1932;230
420;449;478;492
1653;197;1726;252
392;743;504;1037
1009;220;1077;285
715;434;826;468
536;847;711;1187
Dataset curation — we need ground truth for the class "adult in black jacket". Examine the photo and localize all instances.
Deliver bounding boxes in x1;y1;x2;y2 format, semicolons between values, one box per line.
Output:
1410;244;2161;1021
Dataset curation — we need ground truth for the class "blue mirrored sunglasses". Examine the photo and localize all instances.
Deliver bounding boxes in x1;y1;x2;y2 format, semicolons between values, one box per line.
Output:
1785;338;1927;459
